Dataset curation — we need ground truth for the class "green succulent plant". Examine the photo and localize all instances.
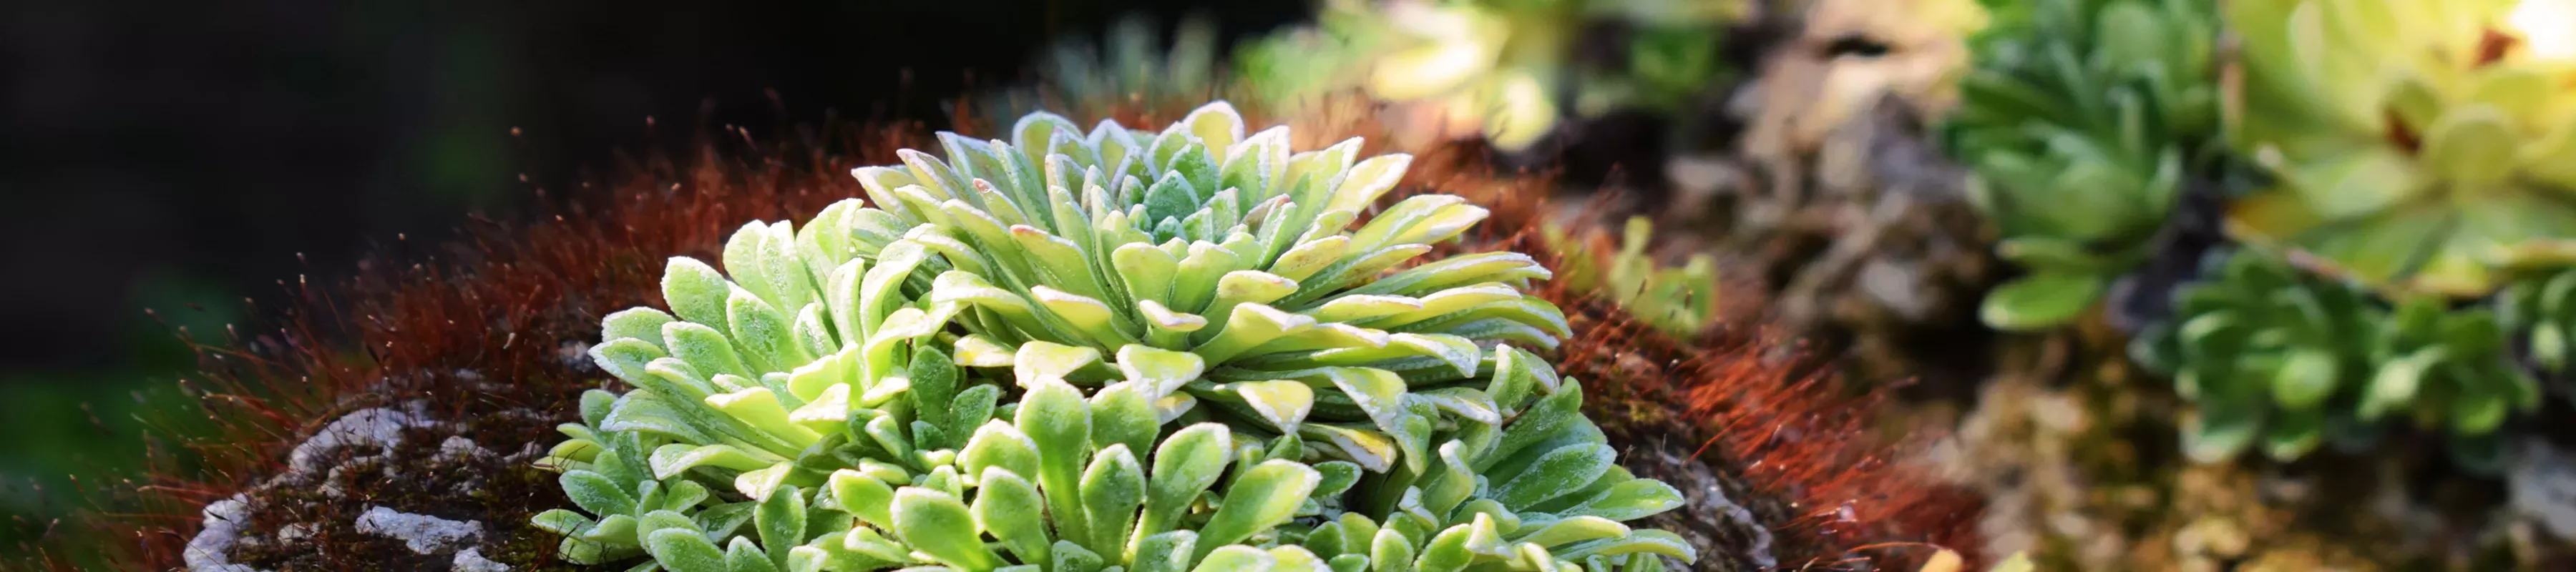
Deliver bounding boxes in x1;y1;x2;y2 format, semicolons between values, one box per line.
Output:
535;102;1695;571
980;15;1221;127
1236;0;1741;152
2131;249;2377;462
2223;0;2576;297
535;397;747;564
1257;0;1571;151
2362;295;2541;449
1945;0;2222;331
1543;217;1719;338
1231;0;1385;107
2134;248;2540;463
1566;0;1741;119
2502;266;2576;376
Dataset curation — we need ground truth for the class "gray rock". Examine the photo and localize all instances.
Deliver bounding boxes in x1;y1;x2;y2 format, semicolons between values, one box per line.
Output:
352;506;485;554
452;547;513;572
438;435;492;463
288;405;437;473
2510;438;2576;540
182;494;271;572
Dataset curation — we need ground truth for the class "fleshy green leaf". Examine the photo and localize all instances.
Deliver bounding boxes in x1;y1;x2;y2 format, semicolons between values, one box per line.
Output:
1193;460;1321;561
1980;272;2109;330
646;528;730;572
973;468;1053;566
892;488;1001;571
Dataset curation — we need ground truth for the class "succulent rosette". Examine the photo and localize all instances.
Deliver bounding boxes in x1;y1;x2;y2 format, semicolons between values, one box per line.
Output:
2223;0;2576;297
2134;248;2540;464
533;102;1695;572
1946;0;2222;330
2130;249;2382;462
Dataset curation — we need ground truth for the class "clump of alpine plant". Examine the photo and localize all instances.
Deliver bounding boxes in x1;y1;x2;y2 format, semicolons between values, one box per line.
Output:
535;101;1694;571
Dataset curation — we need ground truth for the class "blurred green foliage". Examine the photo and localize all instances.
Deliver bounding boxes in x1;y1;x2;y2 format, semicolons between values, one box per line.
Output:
977;14;1225;128
1237;0;1746;152
1946;0;2222;331
2504;266;2576;380
1;272;235;552
1543;217;1719;339
2132;249;2540;465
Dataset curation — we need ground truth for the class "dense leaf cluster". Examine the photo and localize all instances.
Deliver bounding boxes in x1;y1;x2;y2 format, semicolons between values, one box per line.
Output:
2133;250;2539;464
2505;267;2576;380
1947;0;2221;331
534;102;1695;572
1950;0;2576;464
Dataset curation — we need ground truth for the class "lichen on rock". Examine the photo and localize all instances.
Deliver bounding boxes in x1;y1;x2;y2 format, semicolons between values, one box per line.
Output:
183;494;268;572
353;506;486;554
453;548;513;572
289;404;437;475
185;400;572;571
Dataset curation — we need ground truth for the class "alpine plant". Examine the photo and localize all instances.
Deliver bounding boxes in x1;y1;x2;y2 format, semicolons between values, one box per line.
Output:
1541;217;1719;339
2132;248;2540;464
535;102;1697;572
1946;0;2222;331
2223;0;2576;297
2504;266;2576;379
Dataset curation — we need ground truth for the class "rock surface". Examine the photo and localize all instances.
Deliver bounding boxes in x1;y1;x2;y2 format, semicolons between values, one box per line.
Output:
182;396;569;571
353;506;486;554
453;548;513;572
188;403;444;572
1625;433;1777;571
2513;438;2576;542
290;405;436;473
183;495;268;572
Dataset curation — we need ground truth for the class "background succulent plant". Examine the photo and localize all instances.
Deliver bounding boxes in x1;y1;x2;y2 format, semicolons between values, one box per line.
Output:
1230;0;1384;109
2222;0;2576;297
1244;0;1569;152
1945;0;2222;331
536;102;1695;571
978;14;1224;128
1542;217;1719;338
2133;248;2540;464
1562;0;1745;120
2130;249;2380;462
2363;295;2541;471
1235;0;1744;153
2504;266;2576;380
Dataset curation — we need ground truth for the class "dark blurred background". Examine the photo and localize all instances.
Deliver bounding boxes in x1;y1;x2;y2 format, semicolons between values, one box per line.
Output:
0;0;1302;541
